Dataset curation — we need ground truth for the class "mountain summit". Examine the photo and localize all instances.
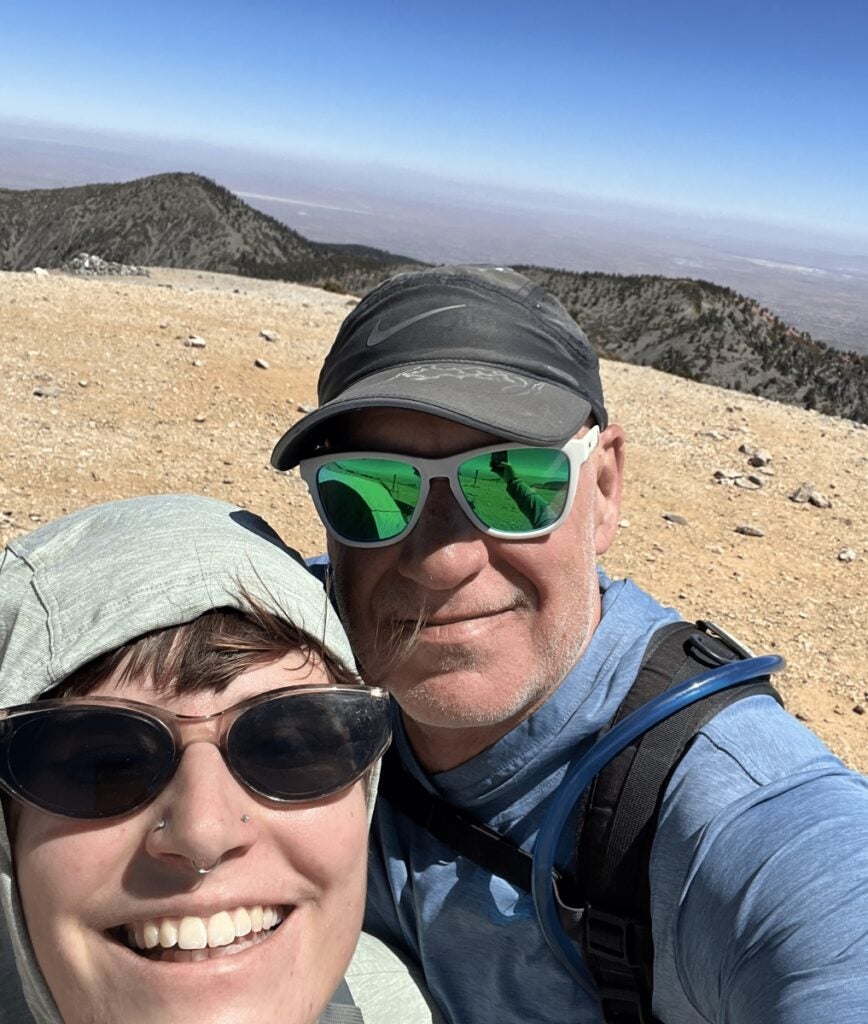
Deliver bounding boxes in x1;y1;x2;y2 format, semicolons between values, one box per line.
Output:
0;172;410;281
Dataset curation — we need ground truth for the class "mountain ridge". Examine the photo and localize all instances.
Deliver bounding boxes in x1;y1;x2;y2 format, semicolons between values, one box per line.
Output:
517;267;867;424
0;172;415;282
2;172;865;424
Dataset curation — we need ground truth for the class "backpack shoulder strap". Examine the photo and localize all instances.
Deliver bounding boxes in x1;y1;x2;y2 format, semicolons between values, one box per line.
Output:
377;744;577;899
576;620;782;1024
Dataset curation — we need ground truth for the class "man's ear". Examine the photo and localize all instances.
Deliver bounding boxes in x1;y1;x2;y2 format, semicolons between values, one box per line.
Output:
593;424;625;556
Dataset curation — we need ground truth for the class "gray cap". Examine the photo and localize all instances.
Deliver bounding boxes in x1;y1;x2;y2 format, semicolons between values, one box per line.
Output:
0;493;355;707
271;265;607;470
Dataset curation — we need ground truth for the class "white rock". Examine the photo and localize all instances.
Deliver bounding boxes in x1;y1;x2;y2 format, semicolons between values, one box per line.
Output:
789;483;814;503
748;449;772;466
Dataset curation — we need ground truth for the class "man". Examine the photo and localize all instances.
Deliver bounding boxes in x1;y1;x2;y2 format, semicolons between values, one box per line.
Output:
272;265;868;1023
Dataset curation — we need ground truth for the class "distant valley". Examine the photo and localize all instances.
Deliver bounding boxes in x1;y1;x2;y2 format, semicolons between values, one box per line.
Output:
243;187;868;357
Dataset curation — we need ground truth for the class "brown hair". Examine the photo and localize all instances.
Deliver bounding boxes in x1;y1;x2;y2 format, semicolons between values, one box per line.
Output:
49;596;359;700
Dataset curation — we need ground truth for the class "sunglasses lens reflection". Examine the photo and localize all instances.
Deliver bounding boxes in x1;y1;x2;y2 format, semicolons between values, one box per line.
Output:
316;458;419;543
457;448;570;532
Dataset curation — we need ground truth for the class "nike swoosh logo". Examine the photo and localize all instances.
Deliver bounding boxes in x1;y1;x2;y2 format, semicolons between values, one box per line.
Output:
366;304;466;347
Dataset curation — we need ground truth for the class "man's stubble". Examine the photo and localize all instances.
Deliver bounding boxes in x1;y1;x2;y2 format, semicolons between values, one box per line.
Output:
330;509;601;732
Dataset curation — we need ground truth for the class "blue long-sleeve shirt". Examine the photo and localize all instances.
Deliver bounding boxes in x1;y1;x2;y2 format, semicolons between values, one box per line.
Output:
365;571;868;1023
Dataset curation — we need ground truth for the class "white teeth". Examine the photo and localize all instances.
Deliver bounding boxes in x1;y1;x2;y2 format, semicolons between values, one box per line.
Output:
207;911;236;948
126;906;282;953
232;907;252;937
177;917;208;950
159;919;178;948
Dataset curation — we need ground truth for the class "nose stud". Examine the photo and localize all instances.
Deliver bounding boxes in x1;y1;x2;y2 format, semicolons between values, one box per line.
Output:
241;814;251;823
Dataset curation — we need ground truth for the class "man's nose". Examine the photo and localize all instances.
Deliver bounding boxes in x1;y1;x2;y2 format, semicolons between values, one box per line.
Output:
395;478;489;589
145;742;258;876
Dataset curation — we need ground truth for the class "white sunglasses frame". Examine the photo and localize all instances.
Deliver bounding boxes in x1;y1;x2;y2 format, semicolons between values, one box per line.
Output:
299;426;601;548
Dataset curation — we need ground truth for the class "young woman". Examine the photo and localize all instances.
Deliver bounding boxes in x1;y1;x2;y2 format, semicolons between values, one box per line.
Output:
0;494;441;1024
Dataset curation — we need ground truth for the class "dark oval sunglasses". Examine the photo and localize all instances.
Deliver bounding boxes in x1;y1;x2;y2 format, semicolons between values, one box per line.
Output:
0;685;390;820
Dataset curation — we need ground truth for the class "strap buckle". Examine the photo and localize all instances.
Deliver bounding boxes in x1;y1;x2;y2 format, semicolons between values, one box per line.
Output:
696;619;755;660
597;986;657;1024
584;908;649;968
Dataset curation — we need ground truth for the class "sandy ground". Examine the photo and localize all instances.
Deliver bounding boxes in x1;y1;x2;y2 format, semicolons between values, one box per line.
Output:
1;266;866;770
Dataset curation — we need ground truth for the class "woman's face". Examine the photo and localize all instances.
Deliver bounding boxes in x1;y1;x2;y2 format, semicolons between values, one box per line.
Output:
12;654;368;1024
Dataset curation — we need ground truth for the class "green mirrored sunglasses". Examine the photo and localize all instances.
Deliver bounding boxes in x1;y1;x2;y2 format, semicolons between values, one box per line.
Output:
299;427;600;547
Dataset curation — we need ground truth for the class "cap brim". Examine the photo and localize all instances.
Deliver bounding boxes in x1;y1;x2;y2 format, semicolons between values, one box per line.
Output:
271;362;592;469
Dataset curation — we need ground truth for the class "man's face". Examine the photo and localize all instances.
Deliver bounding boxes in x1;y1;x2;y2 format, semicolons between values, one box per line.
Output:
328;408;624;769
13;654;368;1024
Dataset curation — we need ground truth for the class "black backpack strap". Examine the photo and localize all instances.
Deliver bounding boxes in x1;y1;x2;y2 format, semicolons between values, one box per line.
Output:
574;620;782;1024
377;745;578;902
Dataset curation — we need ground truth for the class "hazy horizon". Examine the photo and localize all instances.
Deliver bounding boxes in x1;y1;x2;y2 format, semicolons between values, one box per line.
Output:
2;116;866;355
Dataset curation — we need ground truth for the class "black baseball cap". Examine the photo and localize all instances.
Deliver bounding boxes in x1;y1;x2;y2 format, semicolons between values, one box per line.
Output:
271;265;607;470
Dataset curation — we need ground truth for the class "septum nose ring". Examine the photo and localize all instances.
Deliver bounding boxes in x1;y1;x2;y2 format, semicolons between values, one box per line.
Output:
192;859;220;876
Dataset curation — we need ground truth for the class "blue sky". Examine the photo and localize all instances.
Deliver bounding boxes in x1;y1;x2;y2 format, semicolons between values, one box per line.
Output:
2;0;867;236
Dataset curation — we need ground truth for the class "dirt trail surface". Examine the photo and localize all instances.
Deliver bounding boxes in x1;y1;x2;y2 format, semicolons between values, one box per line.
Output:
2;267;866;770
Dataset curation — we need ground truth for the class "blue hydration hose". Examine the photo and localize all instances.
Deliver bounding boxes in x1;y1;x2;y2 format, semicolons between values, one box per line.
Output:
531;654;785;993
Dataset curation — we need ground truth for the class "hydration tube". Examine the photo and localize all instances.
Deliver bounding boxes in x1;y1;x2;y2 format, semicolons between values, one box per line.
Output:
531;653;785;993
